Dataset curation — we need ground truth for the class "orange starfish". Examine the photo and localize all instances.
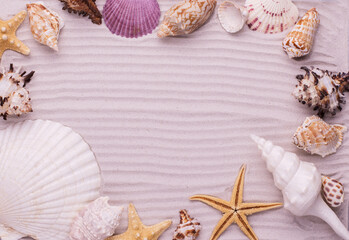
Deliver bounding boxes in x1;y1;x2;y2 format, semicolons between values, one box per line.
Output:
190;165;282;240
0;10;30;60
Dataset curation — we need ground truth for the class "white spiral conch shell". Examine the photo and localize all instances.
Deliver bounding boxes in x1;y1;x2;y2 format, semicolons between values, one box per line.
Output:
70;197;123;240
251;135;349;240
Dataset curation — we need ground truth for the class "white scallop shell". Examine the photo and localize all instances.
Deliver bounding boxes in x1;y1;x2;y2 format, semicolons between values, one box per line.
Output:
70;197;123;240
245;0;299;34
0;119;101;240
218;1;248;33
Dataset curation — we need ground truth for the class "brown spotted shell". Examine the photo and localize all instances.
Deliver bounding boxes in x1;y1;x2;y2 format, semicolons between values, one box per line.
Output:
173;210;201;240
293;116;347;157
322;176;344;208
293;66;349;117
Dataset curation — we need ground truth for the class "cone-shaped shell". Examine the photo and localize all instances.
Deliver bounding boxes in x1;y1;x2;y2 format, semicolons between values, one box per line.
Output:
245;0;299;34
27;2;64;51
157;0;217;38
103;0;160;38
173;210;201;240
293;116;347;157
251;135;349;240
218;1;248;33
282;8;319;58
0;120;101;240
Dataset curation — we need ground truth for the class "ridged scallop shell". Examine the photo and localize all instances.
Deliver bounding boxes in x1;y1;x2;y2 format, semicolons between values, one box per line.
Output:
218;1;248;33
173;210;201;240
293;66;349;117
157;0;217;38
27;2;64;51
70;197;123;240
0;120;101;240
282;8;319;58
293;116;347;157
103;0;160;38
245;0;299;34
0;64;35;120
322;176;344;208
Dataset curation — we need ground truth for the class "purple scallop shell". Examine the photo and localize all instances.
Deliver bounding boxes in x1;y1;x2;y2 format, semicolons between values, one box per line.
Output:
103;0;160;38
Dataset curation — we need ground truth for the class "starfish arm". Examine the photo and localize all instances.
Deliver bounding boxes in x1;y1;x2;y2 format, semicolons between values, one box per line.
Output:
235;213;259;240
144;220;172;239
7;10;27;34
190;194;232;213
209;212;236;240
6;39;30;56
105;233;128;240
239;202;282;215
230;164;246;207
127;203;142;225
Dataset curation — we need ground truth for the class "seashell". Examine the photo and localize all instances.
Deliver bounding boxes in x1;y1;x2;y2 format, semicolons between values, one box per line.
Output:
0;119;101;240
245;0;299;34
218;1;248;34
59;0;102;25
0;64;35;120
322;176;344;208
251;135;349;240
173;210;201;240
70;197;123;240
282;8;319;58
27;2;64;51
293;66;349;118
103;0;160;38
293;116;347;157
157;0;217;38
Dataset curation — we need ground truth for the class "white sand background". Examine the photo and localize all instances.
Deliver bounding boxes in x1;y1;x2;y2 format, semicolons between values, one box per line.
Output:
1;0;349;239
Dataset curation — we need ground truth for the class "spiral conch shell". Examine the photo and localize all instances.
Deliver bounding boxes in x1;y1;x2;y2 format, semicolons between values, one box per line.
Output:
293;116;347;157
70;197;123;240
157;0;217;38
251;135;349;240
173;210;201;240
27;2;64;51
282;8;319;58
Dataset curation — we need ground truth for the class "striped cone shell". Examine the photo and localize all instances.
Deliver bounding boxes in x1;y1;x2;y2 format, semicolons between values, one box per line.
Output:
282;8;320;58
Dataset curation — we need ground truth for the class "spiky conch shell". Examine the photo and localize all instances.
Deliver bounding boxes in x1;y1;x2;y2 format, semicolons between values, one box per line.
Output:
59;0;102;25
0;64;34;120
157;0;217;38
322;176;344;208
293;116;347;157
282;8;320;58
251;135;349;240
293;66;349;117
245;0;299;34
70;197;123;240
173;210;201;240
27;2;64;51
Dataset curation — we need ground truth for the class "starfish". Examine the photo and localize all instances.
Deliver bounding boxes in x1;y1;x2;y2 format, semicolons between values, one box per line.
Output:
106;203;172;240
0;10;30;60
190;164;282;240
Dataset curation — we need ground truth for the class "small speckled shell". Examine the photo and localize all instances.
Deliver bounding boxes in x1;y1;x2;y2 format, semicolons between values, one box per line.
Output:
322;176;344;208
27;2;64;51
70;197;123;240
173;210;201;240
293;116;347;157
282;8;319;58
157;0;217;38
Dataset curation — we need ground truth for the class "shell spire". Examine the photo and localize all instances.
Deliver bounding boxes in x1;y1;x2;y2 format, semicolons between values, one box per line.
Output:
251;135;349;240
173;210;201;240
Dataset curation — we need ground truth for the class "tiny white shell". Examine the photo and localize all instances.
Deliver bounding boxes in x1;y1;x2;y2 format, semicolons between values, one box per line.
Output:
218;1;248;33
70;197;123;240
